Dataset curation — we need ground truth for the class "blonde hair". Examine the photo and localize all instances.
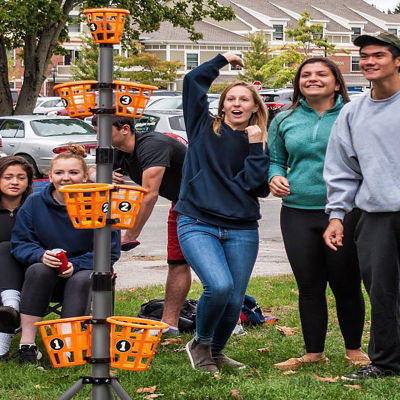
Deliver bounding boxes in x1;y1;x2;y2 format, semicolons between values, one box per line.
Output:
212;81;268;146
50;144;88;173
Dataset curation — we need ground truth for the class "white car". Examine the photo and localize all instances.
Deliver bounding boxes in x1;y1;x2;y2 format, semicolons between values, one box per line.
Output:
0;115;97;177
33;97;64;115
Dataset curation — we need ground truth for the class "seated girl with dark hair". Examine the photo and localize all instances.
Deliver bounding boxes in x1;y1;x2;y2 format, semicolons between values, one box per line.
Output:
0;156;34;360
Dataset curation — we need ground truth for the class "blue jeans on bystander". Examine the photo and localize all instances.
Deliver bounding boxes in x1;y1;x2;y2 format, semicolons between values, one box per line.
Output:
177;215;259;352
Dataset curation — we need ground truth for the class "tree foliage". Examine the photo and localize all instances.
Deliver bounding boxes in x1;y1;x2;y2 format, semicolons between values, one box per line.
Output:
259;47;304;88
0;0;235;115
394;2;400;14
238;31;271;83
286;10;336;57
71;35;123;80
116;50;182;89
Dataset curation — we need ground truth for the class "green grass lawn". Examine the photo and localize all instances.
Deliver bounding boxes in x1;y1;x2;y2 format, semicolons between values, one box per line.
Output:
1;275;399;400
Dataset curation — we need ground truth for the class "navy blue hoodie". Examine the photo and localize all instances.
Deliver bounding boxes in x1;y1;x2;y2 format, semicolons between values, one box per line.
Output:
174;54;270;229
11;183;121;271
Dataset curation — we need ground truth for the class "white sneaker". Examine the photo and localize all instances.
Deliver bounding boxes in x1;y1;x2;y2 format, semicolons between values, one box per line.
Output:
232;324;247;336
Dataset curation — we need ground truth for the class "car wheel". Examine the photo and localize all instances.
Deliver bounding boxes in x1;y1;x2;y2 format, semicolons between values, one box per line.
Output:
19;154;43;178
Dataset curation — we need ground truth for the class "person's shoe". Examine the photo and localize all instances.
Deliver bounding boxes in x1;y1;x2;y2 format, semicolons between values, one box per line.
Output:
274;354;328;370
18;344;42;365
0;352;9;362
341;364;397;381
212;351;246;369
185;338;218;373
345;350;370;367
0;306;20;333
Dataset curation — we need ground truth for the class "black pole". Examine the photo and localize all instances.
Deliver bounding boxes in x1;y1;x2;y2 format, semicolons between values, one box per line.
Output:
91;43;114;400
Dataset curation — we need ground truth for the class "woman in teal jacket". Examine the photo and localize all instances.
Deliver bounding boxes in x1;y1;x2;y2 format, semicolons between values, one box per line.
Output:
268;58;368;370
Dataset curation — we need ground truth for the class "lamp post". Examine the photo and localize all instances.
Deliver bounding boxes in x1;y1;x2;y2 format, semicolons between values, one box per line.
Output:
51;67;57;96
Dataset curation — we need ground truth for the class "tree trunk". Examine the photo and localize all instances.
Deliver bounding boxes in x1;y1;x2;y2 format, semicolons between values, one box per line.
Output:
0;37;13;116
13;0;76;115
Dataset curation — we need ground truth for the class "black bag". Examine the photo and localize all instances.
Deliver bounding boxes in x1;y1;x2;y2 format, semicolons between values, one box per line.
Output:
240;295;265;325
137;298;197;332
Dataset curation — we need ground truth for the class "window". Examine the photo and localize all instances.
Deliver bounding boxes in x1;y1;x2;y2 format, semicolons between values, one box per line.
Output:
64;50;79;66
68;15;81;33
186;53;199;70
273;25;284;41
351;27;361;41
0;120;24;138
135;115;159;133
388;28;398;36
351;56;360;72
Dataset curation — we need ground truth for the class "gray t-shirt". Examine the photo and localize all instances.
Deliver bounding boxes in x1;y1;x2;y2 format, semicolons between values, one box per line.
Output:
324;89;400;220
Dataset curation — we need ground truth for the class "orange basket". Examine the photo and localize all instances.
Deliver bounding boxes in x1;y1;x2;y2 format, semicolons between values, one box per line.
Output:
54;81;97;118
83;8;129;44
107;316;168;371
59;183;113;229
114;81;157;118
110;185;147;229
35;316;92;368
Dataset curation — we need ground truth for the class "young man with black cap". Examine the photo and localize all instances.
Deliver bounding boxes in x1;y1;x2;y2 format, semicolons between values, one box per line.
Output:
91;116;190;336
323;32;400;380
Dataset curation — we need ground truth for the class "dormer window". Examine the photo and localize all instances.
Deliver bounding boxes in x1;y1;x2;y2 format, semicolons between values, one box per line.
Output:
351;27;361;41
273;25;284;41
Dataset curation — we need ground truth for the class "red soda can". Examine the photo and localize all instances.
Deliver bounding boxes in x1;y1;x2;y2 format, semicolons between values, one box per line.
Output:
52;248;69;274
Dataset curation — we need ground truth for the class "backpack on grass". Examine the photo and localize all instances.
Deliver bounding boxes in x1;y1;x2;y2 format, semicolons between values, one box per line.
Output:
240;294;265;325
137;298;197;332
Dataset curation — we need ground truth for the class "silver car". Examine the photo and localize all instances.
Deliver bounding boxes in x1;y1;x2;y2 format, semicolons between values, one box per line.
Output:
0;115;97;177
135;110;187;144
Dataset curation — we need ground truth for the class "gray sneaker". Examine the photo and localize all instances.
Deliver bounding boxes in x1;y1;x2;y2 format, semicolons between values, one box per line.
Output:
185;338;218;373
212;351;246;369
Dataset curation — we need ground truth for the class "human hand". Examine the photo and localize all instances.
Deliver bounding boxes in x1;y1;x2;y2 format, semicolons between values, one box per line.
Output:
41;250;63;269
59;262;74;278
222;52;244;68
269;176;290;197
112;170;126;184
245;125;263;144
323;219;344;251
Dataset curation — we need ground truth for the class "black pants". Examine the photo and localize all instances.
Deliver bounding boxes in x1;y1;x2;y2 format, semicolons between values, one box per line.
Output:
356;211;400;372
0;241;25;291
281;206;365;353
20;263;92;318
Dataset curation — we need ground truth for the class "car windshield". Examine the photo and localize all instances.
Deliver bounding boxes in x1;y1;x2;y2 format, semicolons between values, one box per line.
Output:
30;119;95;136
261;94;280;102
147;97;183;110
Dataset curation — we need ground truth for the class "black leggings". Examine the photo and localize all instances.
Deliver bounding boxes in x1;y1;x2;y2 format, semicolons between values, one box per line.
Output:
20;263;92;318
0;241;25;291
280;206;365;353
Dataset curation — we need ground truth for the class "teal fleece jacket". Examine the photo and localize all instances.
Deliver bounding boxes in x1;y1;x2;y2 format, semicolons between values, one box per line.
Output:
268;96;344;209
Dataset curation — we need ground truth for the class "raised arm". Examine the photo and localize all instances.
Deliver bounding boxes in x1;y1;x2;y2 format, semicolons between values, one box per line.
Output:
183;52;243;142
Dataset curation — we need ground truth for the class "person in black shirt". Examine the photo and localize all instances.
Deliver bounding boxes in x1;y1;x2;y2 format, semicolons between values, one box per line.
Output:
92;116;190;336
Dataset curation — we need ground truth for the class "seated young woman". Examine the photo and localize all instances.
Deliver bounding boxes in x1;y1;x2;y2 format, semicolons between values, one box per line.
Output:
0;156;33;360
10;144;121;364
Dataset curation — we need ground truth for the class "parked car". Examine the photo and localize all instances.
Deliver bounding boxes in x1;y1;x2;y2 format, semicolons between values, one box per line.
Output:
259;88;293;122
146;94;220;111
0;133;6;158
33;96;64;115
83;110;187;144
0;115;97;177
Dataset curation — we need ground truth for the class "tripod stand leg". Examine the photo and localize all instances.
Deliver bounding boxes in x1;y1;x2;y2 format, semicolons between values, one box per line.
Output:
58;378;85;400
110;379;132;400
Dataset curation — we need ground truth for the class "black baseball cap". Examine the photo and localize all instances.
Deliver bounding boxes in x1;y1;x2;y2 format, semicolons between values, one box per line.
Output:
353;32;400;51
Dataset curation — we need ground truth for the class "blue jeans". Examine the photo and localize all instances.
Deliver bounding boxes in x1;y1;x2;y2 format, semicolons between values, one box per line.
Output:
177;215;259;352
